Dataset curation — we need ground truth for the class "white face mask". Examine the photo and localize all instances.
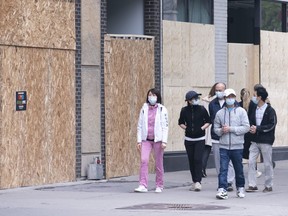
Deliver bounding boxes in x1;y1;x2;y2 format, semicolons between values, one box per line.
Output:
148;96;157;105
251;96;259;105
225;98;235;106
192;99;200;105
216;91;225;99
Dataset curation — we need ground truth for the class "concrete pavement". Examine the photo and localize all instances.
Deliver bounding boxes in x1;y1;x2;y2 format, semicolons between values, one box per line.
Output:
0;160;287;216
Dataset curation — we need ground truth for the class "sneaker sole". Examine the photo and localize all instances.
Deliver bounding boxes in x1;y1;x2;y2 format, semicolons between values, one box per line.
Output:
216;195;228;200
246;190;258;192
155;189;163;193
134;190;148;193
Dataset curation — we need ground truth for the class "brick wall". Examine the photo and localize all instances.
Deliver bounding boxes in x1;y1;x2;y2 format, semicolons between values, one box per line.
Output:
75;0;82;178
144;0;161;90
100;0;107;177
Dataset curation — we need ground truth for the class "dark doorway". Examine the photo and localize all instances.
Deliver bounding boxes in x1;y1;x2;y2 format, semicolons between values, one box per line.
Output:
228;0;256;44
107;0;144;35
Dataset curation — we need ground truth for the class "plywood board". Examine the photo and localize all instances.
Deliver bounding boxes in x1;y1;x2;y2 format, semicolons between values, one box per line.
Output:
163;20;215;87
260;31;288;147
0;46;75;188
104;35;154;179
0;0;75;49
162;20;215;151
228;43;260;101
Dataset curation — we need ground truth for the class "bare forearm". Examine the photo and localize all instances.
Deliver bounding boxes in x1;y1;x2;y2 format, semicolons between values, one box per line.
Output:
179;124;186;130
201;123;210;130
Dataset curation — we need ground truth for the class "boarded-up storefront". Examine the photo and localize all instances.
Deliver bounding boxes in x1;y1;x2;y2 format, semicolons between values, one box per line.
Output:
104;35;154;178
162;21;215;151
0;1;75;189
227;30;288;148
228;44;260;100
260;31;288;147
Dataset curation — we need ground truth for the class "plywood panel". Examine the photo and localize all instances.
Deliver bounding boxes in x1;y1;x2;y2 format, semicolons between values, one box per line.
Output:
0;0;75;49
228;43;260;101
163;21;215;87
261;31;288;147
104;35;154;179
0;46;75;188
162;20;215;151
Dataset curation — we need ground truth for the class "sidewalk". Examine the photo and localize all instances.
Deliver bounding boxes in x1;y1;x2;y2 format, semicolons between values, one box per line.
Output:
0;160;287;216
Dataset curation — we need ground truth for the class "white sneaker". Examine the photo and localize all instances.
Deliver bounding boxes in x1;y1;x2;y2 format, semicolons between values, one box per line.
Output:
216;188;228;200
155;187;163;193
189;183;195;191
256;170;262;178
194;182;202;191
134;185;148;193
237;187;245;198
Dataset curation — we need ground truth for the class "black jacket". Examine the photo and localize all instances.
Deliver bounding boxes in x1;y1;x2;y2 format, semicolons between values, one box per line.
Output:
209;98;225;140
248;104;277;145
178;105;211;139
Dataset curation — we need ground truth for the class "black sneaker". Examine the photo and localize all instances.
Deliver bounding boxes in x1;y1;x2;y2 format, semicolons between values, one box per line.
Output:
227;183;233;192
246;186;258;192
263;187;272;193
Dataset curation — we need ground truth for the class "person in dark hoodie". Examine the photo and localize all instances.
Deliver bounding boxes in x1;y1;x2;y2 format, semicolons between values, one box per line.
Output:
209;82;235;191
246;86;277;193
178;90;211;192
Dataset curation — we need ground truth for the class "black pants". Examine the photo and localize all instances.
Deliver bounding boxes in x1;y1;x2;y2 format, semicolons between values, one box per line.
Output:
202;145;212;171
243;133;252;159
184;139;205;183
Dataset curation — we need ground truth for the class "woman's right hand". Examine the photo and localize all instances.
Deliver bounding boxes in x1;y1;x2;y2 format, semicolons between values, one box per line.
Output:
137;143;141;151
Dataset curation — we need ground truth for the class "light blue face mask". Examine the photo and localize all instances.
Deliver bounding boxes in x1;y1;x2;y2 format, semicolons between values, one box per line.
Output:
251;96;259;105
148;96;157;105
215;91;225;99
225;98;235;106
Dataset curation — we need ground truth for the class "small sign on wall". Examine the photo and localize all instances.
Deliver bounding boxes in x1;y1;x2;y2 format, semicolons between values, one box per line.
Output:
16;91;27;111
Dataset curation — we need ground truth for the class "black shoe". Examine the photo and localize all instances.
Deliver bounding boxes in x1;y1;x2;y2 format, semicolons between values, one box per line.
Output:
263;187;272;193
246;186;258;192
227;183;233;192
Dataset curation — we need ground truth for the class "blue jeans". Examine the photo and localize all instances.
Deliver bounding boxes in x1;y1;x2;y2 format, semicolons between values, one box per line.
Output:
218;148;245;190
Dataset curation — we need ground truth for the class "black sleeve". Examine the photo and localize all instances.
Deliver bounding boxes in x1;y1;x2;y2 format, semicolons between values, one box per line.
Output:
247;100;256;118
178;107;186;125
208;102;214;121
257;107;277;133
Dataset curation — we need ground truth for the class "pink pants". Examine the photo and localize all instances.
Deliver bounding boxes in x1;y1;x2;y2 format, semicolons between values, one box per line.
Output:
139;140;164;188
